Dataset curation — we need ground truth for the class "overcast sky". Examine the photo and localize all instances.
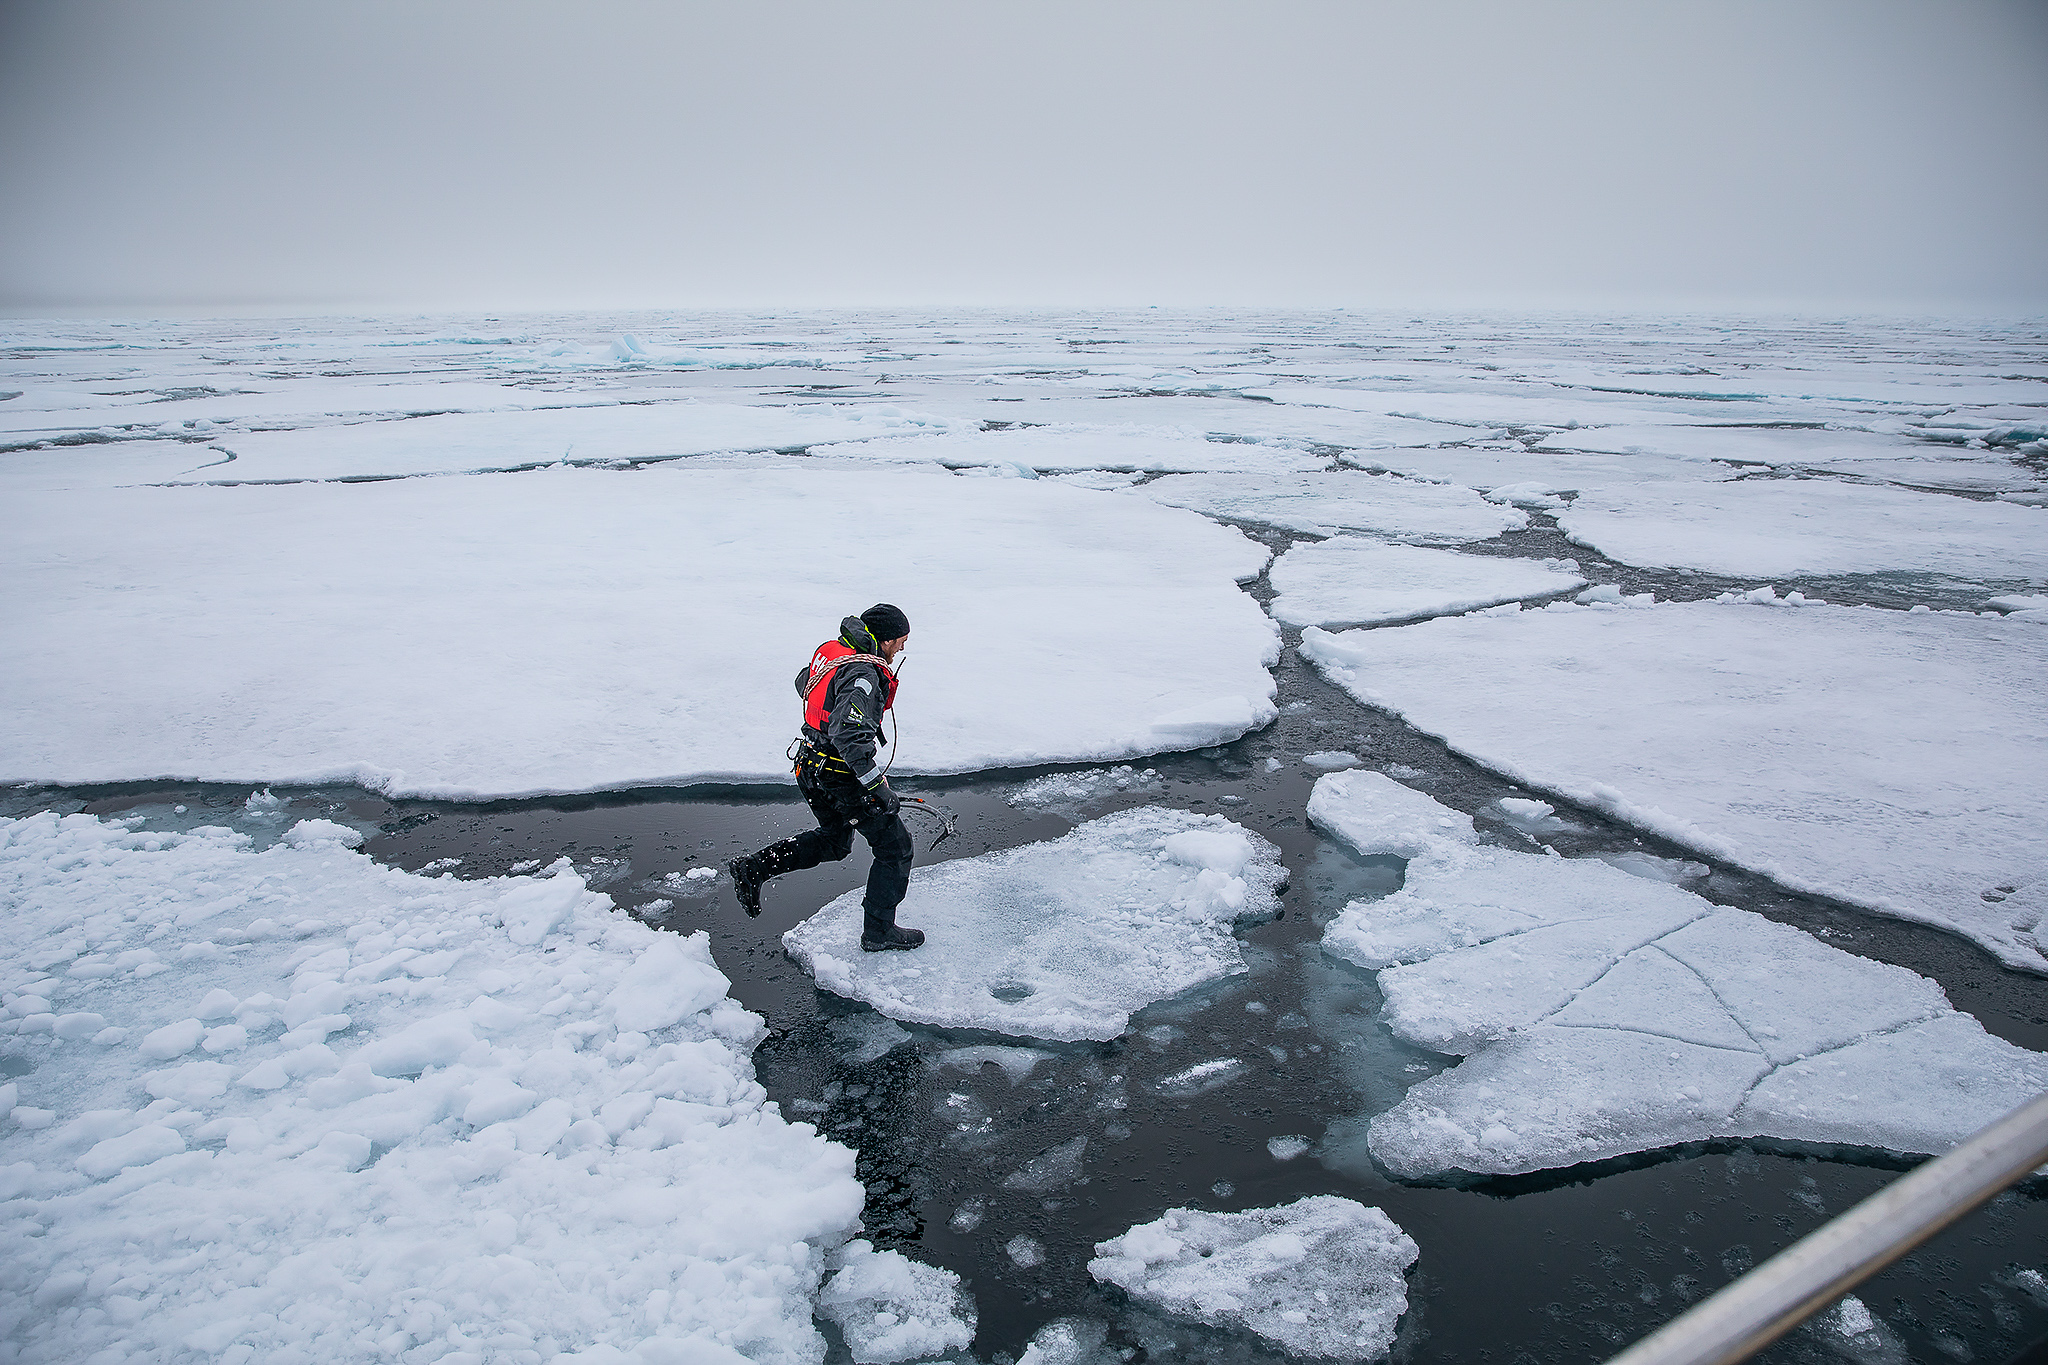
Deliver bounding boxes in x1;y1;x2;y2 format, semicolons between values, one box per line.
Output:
2;0;2044;314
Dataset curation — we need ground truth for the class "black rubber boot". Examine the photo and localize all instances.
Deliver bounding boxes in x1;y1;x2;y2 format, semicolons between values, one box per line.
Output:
728;835;814;916
860;924;925;952
726;854;768;916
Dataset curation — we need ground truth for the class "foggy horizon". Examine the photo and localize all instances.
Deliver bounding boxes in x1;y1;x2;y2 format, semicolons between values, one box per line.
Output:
4;0;2046;316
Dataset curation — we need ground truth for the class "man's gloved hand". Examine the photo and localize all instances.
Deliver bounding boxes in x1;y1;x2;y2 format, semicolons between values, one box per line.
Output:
863;779;901;821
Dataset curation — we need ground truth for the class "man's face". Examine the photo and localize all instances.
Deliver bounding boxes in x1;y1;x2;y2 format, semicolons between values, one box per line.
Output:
879;634;909;662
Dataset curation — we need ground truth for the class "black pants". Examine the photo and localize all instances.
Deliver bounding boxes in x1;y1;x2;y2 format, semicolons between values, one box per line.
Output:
780;768;915;939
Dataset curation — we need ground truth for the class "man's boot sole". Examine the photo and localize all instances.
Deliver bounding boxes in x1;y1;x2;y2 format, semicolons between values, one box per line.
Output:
725;858;763;916
860;937;924;952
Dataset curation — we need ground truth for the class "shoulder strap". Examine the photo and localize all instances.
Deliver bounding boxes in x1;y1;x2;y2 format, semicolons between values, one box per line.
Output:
805;652;893;701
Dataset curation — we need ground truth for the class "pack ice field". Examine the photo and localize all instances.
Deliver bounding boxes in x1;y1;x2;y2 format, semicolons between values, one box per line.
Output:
2;310;2044;1365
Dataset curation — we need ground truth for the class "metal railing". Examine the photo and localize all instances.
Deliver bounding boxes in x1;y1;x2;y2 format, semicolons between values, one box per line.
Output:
1603;1091;2048;1365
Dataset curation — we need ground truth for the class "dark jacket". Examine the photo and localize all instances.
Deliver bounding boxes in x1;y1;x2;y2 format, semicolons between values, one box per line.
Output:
794;616;893;788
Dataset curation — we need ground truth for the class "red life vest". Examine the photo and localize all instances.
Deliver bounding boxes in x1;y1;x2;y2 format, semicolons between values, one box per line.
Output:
801;640;898;733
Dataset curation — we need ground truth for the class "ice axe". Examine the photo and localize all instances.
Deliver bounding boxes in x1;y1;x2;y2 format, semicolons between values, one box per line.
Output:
897;796;958;851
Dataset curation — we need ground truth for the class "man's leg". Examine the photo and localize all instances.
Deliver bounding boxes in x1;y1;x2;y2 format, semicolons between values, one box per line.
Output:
729;777;858;914
856;810;918;946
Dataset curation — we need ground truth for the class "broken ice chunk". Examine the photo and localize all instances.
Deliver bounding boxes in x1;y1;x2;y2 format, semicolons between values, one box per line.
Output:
1368;1027;1773;1177
1267;1134;1311;1161
1003;1135;1089;1193
818;1239;976;1364
784;808;1285;1042
1316;773;2048;1176
1494;797;1573;835
1088;1195;1416;1359
937;1045;1054;1085
1009;764;1163;815
1597;851;1709;884
1006;1235;1046;1269
1308;769;1477;861
1303;750;1363;770
828;1014;916;1066
1017;1318;1114;1365
1137;471;1527;543
1270;537;1583;628
1150;1058;1249;1097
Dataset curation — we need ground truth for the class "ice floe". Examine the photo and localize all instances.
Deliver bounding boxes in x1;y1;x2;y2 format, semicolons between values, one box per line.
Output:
1304;773;2048;1177
1557;478;2048;579
199;402;960;480
783;808;1285;1041
0;811;865;1363
2;466;1278;797
1134;471;1527;542
818;1239;976;1364
1350;444;1733;492
810;424;1328;474
0;401;965;492
1088;1196;1417;1359
1268;538;1585;627
1533;424;1936;468
1246;384;1745;430
1301;599;2048;972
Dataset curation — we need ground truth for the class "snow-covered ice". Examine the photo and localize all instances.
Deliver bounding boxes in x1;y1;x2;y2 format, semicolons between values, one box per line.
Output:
0;402;967;493
1135;471;1527;543
1088;1196;1417;1359
1305;774;2048;1177
0;811;866;1364
1268;538;1585;627
810;424;1327;474
1245;384;1753;431
817;1240;976;1364
2;466;1279;796
193;402;961;482
1301;600;2048;972
1306;769;1477;860
783;808;1285;1042
1533;424;1937;468
1349;444;1733;493
1557;478;2048;579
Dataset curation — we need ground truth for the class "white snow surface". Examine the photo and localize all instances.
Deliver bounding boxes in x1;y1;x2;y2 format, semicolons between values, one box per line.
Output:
0;402;965;493
1533;424;1935;467
1306;774;2048;1178
808;424;1328;474
194;402;962;482
2;466;1278;797
1087;1196;1418;1360
1268;538;1585;627
1301;600;2048;972
1134;471;1527;543
0;811;865;1364
817;1240;976;1365
783;808;1286;1042
1557;478;2048;579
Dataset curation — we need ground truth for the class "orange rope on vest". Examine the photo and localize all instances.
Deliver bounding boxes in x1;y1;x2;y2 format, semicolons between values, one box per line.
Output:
804;651;895;699
801;648;903;780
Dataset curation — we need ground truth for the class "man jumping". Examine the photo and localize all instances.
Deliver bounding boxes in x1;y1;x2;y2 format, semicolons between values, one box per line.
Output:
727;603;924;951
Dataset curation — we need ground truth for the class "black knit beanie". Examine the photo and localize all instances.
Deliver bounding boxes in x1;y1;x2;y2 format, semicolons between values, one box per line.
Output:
861;603;910;642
